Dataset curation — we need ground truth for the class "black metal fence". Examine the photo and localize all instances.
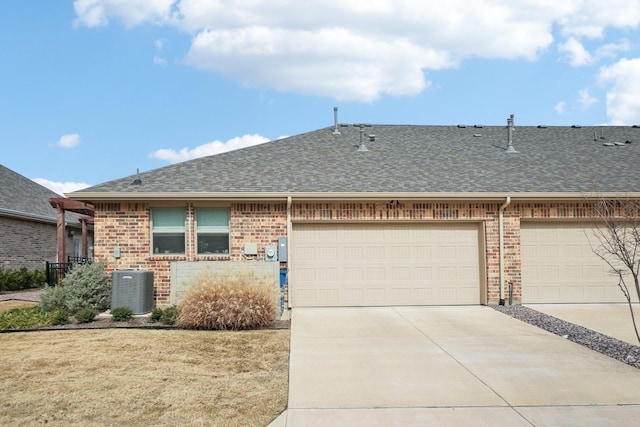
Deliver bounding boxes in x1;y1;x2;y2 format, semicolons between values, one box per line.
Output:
45;257;92;286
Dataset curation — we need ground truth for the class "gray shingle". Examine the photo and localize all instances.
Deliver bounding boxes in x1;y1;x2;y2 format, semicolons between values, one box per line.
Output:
0;165;83;223
72;125;640;196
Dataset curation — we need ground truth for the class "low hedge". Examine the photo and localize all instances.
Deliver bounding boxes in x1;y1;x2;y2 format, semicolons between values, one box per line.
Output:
0;267;46;292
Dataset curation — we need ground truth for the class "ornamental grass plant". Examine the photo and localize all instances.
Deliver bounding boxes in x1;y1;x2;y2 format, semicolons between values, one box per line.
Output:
177;269;278;330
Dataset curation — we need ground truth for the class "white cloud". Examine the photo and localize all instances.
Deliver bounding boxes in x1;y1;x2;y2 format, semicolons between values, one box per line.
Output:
153;56;167;66
598;58;640;125
73;0;640;101
555;101;566;114
150;134;271;164
186;27;448;102
32;178;92;196
55;133;80;149
74;0;174;28
593;39;631;62
578;88;598;109
558;37;592;66
154;38;167;50
559;37;630;67
558;1;640;39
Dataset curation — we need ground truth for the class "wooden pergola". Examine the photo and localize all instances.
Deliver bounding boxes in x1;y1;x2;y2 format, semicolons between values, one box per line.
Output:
49;198;95;263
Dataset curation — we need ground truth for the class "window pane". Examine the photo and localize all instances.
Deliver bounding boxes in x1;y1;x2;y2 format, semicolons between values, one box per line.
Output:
153;208;185;229
153;233;185;254
197;208;229;228
152;208;186;254
197;234;229;254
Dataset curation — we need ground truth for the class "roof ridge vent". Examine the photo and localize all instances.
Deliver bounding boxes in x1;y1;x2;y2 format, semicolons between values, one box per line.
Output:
505;114;518;153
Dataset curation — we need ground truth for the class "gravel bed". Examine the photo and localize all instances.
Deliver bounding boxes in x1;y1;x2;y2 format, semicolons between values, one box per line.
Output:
492;304;640;369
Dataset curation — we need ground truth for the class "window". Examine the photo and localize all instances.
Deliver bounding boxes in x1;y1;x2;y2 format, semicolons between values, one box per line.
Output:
152;208;185;254
196;208;230;255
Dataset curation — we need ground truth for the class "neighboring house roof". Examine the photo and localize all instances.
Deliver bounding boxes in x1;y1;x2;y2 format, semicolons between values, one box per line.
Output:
0;164;83;224
69;125;640;201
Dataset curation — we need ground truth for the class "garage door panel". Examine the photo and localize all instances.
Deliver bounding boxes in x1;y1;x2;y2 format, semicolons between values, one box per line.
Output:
391;246;411;259
317;268;338;282
365;267;386;281
367;288;386;303
522;222;625;303
344;246;363;260
292;223;481;307
366;246;385;259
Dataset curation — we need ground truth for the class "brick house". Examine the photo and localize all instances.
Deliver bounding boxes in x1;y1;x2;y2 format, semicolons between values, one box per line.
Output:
68;119;640;311
0;165;92;272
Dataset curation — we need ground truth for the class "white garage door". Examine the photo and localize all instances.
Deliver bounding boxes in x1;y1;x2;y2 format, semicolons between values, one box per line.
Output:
291;223;482;307
521;222;625;303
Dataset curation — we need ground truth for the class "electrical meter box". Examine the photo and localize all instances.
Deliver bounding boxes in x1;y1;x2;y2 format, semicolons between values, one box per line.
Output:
265;245;277;262
278;237;288;262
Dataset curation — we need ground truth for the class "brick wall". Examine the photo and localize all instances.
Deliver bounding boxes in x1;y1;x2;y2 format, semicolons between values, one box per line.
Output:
92;199;612;307
0;216;58;271
93;202;287;306
230;203;287;261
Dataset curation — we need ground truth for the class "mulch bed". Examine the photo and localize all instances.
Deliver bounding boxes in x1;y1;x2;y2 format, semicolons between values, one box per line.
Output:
35;317;291;331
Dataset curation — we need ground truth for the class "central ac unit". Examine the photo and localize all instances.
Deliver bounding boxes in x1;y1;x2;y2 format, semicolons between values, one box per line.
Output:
111;270;154;314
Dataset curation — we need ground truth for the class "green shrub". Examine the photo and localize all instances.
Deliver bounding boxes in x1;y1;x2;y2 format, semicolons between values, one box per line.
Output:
149;307;163;323
32;269;47;286
62;263;111;313
111;307;133;322
39;285;67;312
39;263;111;314
75;307;98;324
160;306;177;325
0;267;45;291
177;269;277;330
0;307;51;330
50;308;70;326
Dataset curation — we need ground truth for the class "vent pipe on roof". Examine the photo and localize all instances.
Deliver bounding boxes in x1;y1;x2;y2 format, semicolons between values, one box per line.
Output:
333;107;340;135
505;114;518;153
354;124;371;152
132;168;142;185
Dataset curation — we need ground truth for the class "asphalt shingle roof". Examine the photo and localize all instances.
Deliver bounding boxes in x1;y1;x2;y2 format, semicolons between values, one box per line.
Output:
0;165;83;223
72;125;640;196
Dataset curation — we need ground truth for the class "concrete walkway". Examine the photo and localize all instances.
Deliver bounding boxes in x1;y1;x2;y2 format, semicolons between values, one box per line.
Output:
273;306;640;426
0;288;42;302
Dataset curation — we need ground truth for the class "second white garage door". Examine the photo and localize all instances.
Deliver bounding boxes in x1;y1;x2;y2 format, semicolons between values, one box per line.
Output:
291;223;482;307
521;222;626;303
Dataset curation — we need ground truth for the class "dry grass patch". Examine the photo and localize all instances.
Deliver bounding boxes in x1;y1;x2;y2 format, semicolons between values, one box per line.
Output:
0;328;290;426
0;300;37;313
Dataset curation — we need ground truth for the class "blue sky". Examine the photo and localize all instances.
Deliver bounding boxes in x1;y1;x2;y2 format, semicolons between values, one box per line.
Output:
2;1;640;195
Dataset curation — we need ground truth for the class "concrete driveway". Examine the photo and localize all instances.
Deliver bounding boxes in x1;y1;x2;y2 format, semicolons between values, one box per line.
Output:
276;306;640;426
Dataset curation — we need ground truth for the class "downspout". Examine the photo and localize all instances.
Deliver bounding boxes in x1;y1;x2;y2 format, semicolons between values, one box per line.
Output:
287;196;293;309
499;196;511;305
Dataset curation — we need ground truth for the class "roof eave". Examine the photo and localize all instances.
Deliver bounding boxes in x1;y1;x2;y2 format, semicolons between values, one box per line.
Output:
0;207;57;224
67;191;640;203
